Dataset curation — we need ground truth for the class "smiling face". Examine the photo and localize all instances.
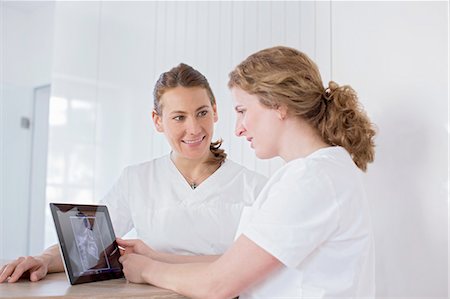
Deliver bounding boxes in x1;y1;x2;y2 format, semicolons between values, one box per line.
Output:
153;86;218;161
232;87;283;159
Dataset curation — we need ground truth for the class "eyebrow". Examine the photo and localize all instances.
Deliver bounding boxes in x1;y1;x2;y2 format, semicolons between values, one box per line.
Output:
196;105;210;111
169;105;210;115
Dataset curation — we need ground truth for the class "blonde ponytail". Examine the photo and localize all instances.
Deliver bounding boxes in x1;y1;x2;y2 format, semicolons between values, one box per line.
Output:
317;81;376;171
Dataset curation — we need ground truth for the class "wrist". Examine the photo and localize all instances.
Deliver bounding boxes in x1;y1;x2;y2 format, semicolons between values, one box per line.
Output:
141;258;156;284
40;252;59;272
154;251;169;262
35;254;51;269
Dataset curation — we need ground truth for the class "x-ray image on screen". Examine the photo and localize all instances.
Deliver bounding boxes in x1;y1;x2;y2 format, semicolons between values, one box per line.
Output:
69;215;110;275
50;203;123;284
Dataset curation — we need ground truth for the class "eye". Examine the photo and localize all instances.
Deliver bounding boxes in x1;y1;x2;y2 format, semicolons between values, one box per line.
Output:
197;110;208;117
235;108;246;115
173;115;185;121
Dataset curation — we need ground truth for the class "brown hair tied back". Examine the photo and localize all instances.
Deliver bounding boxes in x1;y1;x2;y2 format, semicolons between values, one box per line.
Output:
154;63;227;165
228;46;376;171
323;81;339;102
318;81;376;171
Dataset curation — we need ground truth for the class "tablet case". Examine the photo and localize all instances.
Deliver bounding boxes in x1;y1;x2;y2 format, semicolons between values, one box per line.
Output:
50;203;124;285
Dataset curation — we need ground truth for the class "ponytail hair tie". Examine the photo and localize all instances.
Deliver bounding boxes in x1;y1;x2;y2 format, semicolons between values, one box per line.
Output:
323;81;339;101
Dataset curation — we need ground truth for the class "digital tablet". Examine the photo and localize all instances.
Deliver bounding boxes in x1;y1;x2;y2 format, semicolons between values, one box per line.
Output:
49;203;124;285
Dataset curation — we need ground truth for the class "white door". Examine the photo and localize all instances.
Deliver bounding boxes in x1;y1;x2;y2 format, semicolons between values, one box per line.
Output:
28;85;51;255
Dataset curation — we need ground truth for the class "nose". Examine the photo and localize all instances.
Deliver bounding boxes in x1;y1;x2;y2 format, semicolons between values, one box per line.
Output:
186;117;201;135
235;120;246;137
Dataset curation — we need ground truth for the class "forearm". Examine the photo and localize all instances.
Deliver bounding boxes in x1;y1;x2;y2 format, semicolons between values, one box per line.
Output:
142;261;228;299
140;236;280;299
121;236;280;298
39;244;64;273
154;252;220;264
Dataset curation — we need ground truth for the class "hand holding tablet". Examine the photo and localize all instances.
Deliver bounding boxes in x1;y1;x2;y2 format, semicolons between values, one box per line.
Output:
50;203;124;285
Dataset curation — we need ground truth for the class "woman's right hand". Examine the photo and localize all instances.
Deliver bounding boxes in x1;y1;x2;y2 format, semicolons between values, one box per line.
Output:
0;255;50;283
116;238;158;259
116;238;220;264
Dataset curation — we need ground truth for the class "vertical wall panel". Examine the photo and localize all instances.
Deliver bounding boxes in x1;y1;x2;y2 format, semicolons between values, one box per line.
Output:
216;1;234;162
270;1;287;46
300;1;316;59
228;1;245;164
285;1;301;48
315;1;332;83
241;2;258;59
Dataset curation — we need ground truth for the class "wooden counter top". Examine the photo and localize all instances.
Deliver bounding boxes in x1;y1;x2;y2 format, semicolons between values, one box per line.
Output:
0;261;186;298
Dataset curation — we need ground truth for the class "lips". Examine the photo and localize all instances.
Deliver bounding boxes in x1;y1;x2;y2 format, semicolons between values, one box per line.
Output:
182;136;205;145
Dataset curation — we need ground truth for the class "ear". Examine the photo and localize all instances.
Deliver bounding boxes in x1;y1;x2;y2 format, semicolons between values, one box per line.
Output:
212;104;219;123
276;104;288;120
152;110;164;132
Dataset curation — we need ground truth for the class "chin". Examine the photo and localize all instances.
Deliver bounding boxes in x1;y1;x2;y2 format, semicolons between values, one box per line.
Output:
254;150;275;160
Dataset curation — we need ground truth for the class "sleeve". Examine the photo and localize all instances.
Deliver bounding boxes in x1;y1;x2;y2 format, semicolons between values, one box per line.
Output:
99;167;133;237
253;173;269;200
243;164;340;268
243;172;268;206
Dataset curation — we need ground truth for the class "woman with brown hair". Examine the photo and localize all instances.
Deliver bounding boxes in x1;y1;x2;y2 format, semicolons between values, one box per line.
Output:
118;46;376;299
0;63;266;283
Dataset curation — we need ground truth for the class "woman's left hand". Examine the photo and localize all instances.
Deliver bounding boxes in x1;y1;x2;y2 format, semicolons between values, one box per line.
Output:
119;253;153;284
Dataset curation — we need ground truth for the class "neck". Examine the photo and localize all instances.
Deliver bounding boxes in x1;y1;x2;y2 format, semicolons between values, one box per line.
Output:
171;151;211;171
278;117;330;162
170;151;219;188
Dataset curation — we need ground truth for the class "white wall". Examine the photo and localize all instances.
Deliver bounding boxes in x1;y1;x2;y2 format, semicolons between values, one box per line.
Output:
331;2;448;297
0;2;54;259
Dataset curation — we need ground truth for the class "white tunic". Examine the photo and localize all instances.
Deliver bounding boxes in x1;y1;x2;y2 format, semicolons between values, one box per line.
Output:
236;147;375;298
101;154;267;255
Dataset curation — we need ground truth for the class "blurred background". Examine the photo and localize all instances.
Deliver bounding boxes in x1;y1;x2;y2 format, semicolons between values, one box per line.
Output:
0;1;448;297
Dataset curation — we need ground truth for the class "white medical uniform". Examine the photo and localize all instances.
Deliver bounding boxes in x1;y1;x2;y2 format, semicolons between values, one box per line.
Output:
101;154;267;255
236;146;375;298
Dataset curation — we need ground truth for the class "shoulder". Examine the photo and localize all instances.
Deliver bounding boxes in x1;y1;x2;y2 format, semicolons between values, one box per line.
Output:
305;146;361;186
269;146;361;199
118;155;171;181
124;154;169;172
222;159;268;185
263;151;331;198
283;146;356;177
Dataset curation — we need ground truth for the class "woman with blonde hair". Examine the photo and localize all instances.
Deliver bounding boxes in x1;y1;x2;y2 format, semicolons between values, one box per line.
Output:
118;46;376;299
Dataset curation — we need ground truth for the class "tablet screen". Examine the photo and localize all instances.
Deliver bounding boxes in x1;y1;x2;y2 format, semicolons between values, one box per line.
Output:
50;203;124;285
